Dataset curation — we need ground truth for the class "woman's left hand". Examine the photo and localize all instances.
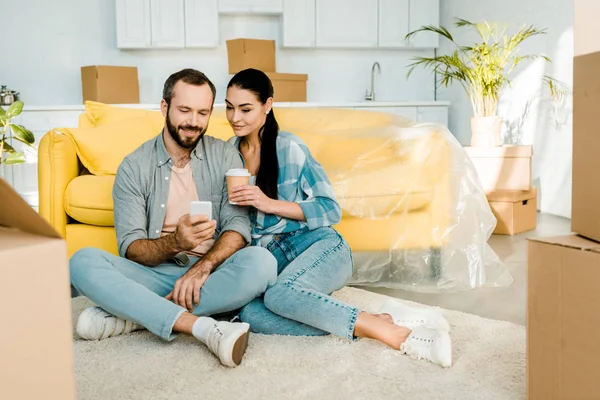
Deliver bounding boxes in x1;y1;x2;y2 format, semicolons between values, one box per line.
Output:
230;185;273;213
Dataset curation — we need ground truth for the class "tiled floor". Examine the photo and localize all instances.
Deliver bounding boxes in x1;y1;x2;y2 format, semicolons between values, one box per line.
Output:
362;213;572;325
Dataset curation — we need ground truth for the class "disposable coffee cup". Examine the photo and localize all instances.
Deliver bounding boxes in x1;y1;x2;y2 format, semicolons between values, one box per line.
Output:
226;168;251;205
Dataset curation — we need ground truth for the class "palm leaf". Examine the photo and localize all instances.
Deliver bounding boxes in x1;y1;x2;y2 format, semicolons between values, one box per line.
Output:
405;25;455;43
406;17;563;117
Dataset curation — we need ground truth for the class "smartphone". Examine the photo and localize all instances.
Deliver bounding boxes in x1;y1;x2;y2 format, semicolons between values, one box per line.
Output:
190;201;212;221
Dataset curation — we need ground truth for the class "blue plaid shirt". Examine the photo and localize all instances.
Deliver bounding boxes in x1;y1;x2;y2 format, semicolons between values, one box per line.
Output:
229;131;341;246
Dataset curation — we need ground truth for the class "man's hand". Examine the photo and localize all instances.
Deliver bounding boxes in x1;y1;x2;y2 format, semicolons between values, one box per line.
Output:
174;214;216;252
166;263;212;312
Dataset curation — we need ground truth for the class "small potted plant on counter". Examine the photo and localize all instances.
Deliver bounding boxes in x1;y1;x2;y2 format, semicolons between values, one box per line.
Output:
0;100;35;178
405;18;571;147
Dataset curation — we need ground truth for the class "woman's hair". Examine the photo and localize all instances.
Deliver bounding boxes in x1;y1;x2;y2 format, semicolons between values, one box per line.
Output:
228;68;279;200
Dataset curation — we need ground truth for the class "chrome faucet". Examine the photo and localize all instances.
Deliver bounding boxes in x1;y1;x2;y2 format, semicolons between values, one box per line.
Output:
365;61;381;101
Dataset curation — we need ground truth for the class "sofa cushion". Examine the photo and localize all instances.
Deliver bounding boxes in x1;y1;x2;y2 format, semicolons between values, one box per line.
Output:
58;116;160;176
65;175;115;226
84;101;164;130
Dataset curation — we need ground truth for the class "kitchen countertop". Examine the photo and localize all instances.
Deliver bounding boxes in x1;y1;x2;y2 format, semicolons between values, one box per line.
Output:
19;101;450;111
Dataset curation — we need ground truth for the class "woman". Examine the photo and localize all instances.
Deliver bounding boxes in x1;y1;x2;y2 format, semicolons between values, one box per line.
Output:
226;68;452;367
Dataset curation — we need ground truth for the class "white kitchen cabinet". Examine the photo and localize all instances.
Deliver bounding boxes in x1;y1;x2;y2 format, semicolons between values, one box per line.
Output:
408;0;440;48
315;0;378;48
282;0;316;47
115;0;152;48
184;0;219;47
378;0;409;48
150;0;185;48
417;106;448;126
357;106;418;121
218;0;283;14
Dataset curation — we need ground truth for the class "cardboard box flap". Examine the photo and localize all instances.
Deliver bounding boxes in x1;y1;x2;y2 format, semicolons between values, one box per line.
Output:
464;145;533;158
527;234;600;253
487;188;537;202
266;72;309;81
0;178;61;239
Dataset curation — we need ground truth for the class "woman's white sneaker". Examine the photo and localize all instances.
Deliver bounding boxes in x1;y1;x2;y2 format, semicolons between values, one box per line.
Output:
379;299;450;332
76;306;144;340
400;326;452;368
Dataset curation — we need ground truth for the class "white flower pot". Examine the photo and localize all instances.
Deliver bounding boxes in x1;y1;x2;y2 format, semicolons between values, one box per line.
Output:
470;116;503;147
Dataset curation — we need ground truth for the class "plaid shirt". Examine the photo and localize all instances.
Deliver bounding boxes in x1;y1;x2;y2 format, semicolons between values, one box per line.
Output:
230;131;341;246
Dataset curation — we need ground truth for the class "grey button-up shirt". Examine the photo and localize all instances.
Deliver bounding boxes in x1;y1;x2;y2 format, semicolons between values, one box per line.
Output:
112;133;251;259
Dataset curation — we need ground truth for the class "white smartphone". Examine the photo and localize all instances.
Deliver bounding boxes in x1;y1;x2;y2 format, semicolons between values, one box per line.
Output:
190;201;212;221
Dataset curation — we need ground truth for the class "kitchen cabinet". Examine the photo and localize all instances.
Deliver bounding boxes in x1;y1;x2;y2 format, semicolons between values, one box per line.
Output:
150;0;185;48
116;0;218;49
218;0;283;14
115;0;152;48
408;0;440;48
282;0;316;47
184;0;219;47
315;0;378;48
378;0;409;48
417;106;448;126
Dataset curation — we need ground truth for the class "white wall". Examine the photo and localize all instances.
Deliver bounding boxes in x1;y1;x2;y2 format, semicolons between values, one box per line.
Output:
437;0;573;218
1;0;435;105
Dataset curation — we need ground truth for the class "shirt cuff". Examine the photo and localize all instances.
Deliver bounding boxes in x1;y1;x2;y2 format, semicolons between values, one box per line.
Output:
221;220;252;244
298;199;323;230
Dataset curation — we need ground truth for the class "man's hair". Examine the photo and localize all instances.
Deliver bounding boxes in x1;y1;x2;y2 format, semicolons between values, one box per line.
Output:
162;68;216;106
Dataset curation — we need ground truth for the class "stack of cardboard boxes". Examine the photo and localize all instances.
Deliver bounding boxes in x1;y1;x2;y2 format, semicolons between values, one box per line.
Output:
465;145;537;235
527;2;600;399
226;38;308;102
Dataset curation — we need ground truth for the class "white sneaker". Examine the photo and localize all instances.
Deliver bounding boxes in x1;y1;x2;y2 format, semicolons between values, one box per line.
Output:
400;326;452;368
202;320;251;368
76;306;143;340
379;299;450;331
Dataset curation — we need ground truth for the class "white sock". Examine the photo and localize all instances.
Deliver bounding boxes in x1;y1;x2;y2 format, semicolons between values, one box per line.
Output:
192;316;218;344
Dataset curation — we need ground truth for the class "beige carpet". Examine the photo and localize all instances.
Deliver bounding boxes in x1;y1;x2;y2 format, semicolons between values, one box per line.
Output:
72;287;525;400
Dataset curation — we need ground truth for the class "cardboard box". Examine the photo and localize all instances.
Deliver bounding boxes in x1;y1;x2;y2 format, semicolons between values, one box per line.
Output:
527;235;600;400
226;38;276;74
572;43;600;243
575;0;600;57
0;178;75;399
81;65;140;104
464;145;533;192
488;188;537;235
266;72;308;102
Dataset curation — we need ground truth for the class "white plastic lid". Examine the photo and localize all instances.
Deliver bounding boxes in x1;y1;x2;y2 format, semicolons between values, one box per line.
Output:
225;168;251;177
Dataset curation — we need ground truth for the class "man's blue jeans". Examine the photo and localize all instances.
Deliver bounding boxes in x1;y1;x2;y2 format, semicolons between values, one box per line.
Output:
70;246;277;340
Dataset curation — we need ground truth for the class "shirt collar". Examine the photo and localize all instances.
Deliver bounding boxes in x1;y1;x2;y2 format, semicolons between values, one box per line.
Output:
155;132;204;167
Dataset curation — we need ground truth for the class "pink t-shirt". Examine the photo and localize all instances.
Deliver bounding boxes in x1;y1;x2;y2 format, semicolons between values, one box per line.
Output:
160;162;215;257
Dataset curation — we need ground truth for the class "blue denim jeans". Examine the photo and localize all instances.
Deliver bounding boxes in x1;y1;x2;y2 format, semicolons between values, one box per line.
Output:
70;246;277;341
238;227;359;340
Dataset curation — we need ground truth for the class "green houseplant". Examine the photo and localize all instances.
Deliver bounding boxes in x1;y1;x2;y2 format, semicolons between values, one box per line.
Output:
405;18;570;147
0;101;35;174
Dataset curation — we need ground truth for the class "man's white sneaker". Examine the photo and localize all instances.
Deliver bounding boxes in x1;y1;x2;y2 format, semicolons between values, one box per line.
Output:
194;319;250;368
379;299;450;332
76;306;143;340
400;326;452;368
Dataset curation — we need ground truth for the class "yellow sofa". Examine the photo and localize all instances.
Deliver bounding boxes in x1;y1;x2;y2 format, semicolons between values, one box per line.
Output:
38;102;452;267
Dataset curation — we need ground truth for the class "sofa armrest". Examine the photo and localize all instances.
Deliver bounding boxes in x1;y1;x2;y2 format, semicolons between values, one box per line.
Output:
38;130;79;238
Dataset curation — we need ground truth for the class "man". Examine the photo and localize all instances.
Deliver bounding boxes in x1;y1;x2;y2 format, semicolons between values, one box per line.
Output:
70;69;277;368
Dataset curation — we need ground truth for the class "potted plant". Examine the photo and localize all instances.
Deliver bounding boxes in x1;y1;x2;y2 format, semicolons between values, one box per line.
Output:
0;101;35;177
405;18;570;147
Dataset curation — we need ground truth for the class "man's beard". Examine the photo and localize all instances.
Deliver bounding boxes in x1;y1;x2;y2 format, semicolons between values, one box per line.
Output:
166;108;207;149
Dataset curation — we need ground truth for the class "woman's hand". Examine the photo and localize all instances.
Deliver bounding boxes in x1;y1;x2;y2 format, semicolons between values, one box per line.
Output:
230;185;273;213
